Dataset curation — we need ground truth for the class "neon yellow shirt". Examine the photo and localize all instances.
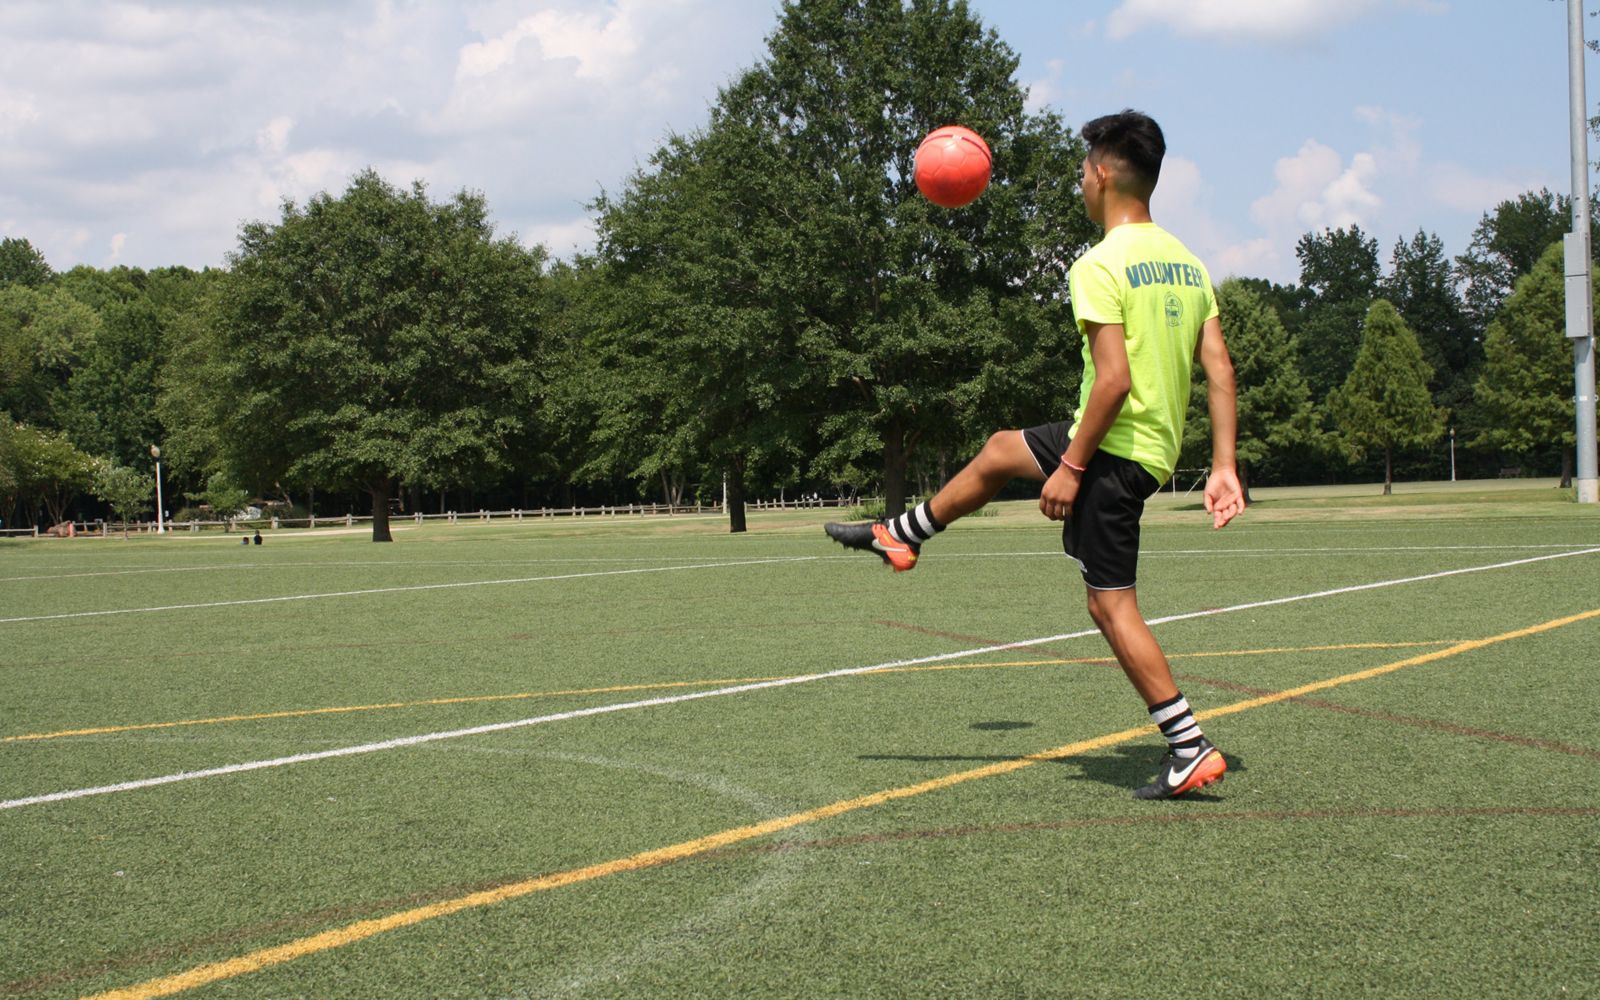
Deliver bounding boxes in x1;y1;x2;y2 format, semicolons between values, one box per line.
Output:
1068;222;1218;483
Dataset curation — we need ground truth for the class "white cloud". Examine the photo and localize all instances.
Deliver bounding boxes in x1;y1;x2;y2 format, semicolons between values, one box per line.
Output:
1251;139;1381;235
1426;163;1548;213
1105;0;1382;43
105;232;126;264
256;117;293;157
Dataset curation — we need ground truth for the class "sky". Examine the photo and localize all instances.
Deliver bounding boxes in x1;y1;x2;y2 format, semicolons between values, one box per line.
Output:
0;0;1591;284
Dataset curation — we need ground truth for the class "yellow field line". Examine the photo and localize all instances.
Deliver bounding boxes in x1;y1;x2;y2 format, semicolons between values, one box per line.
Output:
80;611;1597;1000
7;641;1453;745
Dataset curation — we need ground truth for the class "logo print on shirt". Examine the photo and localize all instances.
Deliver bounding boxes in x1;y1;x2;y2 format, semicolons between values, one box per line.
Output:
1164;292;1183;327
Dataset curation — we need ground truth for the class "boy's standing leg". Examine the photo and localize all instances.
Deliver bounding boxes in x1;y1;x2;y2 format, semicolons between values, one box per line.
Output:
1085;586;1226;798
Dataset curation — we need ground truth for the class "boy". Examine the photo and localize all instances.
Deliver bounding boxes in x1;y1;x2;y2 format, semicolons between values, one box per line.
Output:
826;110;1245;799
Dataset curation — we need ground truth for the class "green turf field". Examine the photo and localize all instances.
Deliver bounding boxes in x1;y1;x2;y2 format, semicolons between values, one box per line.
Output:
3;482;1599;998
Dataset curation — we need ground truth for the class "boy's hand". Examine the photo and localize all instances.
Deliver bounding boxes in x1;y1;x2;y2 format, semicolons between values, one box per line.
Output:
1039;465;1079;521
1203;467;1245;529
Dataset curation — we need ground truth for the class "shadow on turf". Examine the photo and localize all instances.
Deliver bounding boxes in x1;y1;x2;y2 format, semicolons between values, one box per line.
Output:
860;741;1245;801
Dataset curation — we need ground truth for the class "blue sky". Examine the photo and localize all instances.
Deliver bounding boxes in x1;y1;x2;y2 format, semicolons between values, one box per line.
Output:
0;1;1589;283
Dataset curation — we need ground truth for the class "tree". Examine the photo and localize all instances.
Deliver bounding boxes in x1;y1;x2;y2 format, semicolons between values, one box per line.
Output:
590;117;842;531
1329;300;1445;495
206;170;545;542
0;238;53;288
592;0;1093;521
0;284;102;427
1471;243;1587;485
3;424;96;528
186;471;251;531
1382;229;1474;416
1455;189;1581;334
1182;280;1320;500
55;296;164;468
91;460;153;539
1295;225;1381;399
0;419;18;517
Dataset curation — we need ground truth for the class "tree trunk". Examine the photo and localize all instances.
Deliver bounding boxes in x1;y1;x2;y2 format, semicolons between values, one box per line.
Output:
1383;447;1393;496
882;420;908;518
1239;460;1253;506
725;458;747;533
1560;448;1574;489
369;476;394;542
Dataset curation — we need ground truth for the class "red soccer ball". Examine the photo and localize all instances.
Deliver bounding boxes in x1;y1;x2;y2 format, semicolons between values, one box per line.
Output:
913;125;992;209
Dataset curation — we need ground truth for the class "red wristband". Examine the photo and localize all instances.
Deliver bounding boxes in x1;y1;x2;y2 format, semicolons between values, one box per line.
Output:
1063;457;1087;473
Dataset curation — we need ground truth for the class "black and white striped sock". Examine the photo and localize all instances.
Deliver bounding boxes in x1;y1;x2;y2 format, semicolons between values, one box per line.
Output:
1149;693;1205;758
885;501;944;547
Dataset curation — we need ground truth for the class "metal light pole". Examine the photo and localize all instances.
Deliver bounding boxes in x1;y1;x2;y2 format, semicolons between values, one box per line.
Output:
1568;0;1598;502
1449;426;1456;483
150;444;165;534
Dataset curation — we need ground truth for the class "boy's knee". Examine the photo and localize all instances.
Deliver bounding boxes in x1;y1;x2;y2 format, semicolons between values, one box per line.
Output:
974;430;1024;475
1085;588;1135;627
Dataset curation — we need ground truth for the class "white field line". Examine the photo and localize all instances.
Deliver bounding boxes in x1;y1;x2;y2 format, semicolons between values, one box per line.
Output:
2;543;1591;585
0;556;818;624
4;546;1597;813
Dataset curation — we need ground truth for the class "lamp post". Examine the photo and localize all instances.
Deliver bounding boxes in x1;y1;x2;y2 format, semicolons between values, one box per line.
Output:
1448;426;1456;483
150;445;164;534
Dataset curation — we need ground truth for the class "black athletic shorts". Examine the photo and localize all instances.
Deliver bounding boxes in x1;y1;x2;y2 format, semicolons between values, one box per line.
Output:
1021;420;1162;591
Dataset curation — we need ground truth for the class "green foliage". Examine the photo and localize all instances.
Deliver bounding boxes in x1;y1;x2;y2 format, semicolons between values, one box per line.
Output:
185;471;252;531
1183;280;1322;485
0;237;53;288
1330;299;1445;490
588;0;1094;523
1294;225;1380;398
54;297;164;468
0;418;16;506
91;459;154;535
1455;188;1587;333
201;170;546;541
1471;243;1583;467
0;283;102;427
1;422;96;526
1382;230;1474;411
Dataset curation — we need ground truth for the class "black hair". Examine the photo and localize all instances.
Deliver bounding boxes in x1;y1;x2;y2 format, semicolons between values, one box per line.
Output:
1081;109;1165;200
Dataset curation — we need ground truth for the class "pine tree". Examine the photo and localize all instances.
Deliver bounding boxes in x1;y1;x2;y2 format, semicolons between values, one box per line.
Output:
1471;243;1584;484
1330;299;1445;495
1183;279;1318;501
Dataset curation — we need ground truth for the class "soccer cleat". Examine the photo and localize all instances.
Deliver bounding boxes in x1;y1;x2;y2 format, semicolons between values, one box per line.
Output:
1132;738;1227;800
824;520;920;572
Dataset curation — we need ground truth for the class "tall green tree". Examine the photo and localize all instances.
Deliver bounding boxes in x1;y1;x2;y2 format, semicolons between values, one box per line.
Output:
0;284;101;427
1470;243;1588;485
1329;299;1445;495
1382;230;1474;417
1455;189;1586;334
588;123;817;531
665;0;1092;518
1295;225;1381;399
1182;279;1320;500
586;0;1090;526
54;296;164;468
205;170;545;541
3;423;96;527
0;238;53;288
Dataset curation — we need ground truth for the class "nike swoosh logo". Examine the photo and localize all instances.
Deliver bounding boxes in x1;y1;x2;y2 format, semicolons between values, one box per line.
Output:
1164;749;1213;785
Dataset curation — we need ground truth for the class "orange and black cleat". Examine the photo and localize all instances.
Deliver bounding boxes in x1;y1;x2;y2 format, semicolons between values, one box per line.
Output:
1133;739;1227;800
823;520;920;572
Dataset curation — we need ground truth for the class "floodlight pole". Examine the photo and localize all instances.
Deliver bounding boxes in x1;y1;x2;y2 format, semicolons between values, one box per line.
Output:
1568;0;1598;502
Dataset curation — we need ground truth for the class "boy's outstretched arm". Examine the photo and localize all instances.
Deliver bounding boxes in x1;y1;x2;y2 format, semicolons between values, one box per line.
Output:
1195;316;1244;529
